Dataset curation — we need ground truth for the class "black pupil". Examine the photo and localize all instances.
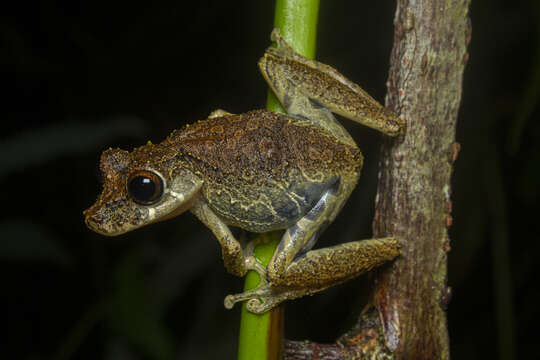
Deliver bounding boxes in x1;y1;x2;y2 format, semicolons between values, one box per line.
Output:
128;175;160;204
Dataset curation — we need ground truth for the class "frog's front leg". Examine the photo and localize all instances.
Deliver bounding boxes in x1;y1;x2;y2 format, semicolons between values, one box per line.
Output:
224;178;400;314
190;198;261;278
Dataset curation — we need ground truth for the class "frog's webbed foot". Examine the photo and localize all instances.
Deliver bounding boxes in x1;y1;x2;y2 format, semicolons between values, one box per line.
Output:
224;278;303;314
224;284;278;314
225;284;310;314
224;239;285;314
225;237;401;314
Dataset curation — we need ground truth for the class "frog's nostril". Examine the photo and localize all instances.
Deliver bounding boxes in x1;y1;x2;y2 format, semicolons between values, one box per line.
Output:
84;215;97;229
84;212;118;236
84;209;103;229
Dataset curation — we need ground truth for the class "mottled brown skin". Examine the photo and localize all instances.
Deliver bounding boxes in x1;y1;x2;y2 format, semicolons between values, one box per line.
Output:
84;29;404;313
169;110;362;232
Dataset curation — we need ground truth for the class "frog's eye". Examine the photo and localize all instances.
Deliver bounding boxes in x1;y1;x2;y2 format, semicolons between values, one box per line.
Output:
127;170;164;205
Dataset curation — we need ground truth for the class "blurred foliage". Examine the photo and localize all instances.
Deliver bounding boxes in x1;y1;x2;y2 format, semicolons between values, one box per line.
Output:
1;0;538;359
0;116;147;177
0;220;72;265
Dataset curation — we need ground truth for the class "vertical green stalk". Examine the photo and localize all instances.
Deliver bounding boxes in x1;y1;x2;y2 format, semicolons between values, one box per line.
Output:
266;0;320;113
237;1;319;360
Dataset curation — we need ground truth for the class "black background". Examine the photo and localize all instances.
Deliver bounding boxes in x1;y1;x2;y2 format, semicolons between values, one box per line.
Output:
2;1;538;359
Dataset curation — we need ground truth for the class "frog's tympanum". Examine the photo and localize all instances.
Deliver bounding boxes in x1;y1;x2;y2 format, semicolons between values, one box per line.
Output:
84;29;405;314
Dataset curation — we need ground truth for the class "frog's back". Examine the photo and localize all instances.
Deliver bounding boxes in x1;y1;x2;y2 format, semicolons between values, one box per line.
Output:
165;110;362;231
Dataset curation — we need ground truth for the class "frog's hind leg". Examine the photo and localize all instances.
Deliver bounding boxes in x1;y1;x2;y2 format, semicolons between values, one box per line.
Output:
277;237;400;290
259;28;404;137
224;236;400;314
266;177;399;290
224;177;401;314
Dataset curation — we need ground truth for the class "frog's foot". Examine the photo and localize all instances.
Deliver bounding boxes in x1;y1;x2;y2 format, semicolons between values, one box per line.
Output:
224;281;326;314
269;28;298;59
208;109;234;119
224;240;280;313
243;240;268;284
224;283;303;314
225;237;402;314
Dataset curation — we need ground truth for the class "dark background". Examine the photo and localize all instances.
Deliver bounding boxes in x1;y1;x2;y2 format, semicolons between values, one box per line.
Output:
2;1;538;359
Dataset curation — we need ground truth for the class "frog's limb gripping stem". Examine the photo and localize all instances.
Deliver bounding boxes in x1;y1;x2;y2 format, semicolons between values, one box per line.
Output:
243;240;269;285
224;283;276;313
191;198;273;281
190;199;248;277
262;28;405;137
225;174;401;313
225;237;401;314
225;29;406;313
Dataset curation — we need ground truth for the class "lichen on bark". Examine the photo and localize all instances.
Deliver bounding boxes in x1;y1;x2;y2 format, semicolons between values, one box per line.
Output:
372;0;471;359
284;0;471;358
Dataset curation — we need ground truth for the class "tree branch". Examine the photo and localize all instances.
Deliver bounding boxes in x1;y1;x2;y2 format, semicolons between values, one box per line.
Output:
284;0;471;358
372;0;471;358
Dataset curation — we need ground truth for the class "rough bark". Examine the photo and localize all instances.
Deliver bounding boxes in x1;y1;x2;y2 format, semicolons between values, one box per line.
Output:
285;0;471;359
372;0;471;358
285;308;395;359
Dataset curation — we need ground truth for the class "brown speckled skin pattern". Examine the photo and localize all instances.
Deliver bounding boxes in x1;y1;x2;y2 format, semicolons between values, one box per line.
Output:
84;29;404;313
170;110;362;232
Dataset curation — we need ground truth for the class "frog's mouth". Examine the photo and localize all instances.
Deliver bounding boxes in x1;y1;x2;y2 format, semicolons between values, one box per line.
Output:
83;189;197;236
84;216;122;236
83;204;143;236
83;191;153;236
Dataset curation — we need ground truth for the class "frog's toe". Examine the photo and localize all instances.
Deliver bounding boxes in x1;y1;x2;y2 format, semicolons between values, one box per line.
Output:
224;284;293;314
208;109;234;118
223;294;239;310
223;285;274;312
244;256;268;284
270;28;281;42
224;292;273;314
246;295;288;314
246;298;272;314
224;289;262;311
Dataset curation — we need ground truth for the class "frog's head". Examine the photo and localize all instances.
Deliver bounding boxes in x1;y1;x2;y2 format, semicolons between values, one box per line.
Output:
84;146;202;236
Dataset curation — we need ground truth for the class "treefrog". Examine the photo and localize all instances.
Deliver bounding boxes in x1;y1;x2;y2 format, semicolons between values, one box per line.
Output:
84;29;405;314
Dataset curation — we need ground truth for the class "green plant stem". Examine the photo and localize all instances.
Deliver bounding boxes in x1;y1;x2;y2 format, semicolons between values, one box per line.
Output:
236;1;319;360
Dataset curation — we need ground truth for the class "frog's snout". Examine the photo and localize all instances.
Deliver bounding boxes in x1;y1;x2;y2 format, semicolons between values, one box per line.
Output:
84;207;108;235
83;204;120;237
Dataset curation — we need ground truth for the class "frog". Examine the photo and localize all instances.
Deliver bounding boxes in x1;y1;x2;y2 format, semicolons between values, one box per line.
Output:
83;29;405;314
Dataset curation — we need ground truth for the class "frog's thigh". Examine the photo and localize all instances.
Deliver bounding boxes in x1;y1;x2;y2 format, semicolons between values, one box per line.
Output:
190;199;246;277
267;176;401;289
279;237;400;289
